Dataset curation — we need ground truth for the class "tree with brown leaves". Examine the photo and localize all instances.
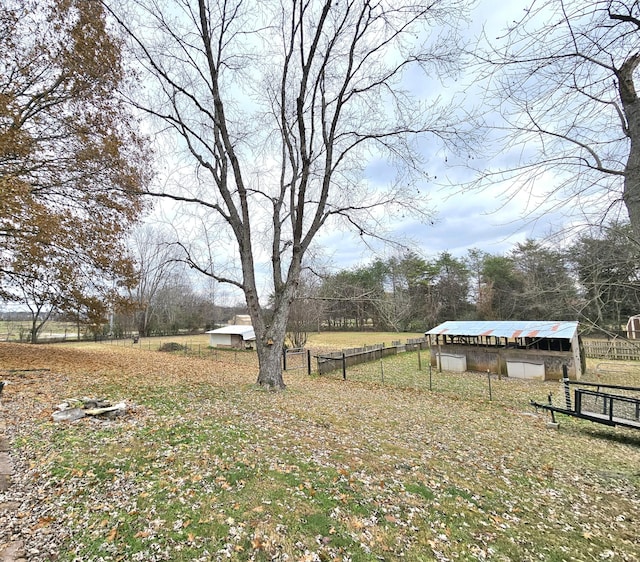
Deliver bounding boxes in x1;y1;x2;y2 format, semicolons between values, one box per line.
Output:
0;0;150;338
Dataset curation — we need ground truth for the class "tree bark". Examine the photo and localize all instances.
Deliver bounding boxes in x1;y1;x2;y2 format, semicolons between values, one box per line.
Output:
249;265;299;390
255;339;286;389
619;54;640;239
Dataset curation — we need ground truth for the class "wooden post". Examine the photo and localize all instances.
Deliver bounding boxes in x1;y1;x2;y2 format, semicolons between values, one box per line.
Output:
307;349;312;375
342;352;347;380
487;369;492;401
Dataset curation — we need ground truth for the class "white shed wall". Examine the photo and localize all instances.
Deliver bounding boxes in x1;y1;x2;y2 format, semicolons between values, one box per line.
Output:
209;334;232;347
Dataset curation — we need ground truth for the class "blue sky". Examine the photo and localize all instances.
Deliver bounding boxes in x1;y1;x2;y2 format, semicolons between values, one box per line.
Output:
308;0;614;272
148;0;620;292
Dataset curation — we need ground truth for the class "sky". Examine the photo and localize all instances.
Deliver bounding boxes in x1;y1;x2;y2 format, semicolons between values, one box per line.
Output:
309;0;580;270
144;0;623;300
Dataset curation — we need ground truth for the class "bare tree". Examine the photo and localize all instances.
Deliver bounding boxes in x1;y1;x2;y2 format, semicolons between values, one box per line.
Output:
285;268;324;349
103;0;472;388
475;0;640;236
129;225;182;336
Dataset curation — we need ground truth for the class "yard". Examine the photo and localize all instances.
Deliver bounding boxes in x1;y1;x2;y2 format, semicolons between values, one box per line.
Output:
0;335;639;561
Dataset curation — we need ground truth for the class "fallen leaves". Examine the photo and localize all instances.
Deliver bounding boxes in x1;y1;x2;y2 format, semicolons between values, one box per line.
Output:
1;341;639;561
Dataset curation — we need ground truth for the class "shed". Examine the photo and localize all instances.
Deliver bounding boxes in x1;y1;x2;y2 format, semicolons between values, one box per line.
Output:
206;325;256;349
425;320;583;380
626;315;640;339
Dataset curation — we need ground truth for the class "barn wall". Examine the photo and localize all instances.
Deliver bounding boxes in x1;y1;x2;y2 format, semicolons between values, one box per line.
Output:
230;334;244;349
209;334;232;347
429;344;580;380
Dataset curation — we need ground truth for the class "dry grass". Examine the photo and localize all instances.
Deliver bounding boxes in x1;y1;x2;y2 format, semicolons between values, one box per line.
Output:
0;336;639;561
305;332;424;352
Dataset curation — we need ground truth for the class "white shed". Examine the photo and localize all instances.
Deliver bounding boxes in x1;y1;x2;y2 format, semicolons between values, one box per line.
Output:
206;325;256;349
626;315;640;339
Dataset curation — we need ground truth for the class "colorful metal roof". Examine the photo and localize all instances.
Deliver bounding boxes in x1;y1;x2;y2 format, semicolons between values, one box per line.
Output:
425;321;578;340
206;325;256;340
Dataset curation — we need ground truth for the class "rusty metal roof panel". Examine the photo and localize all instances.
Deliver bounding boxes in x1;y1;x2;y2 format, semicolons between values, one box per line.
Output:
425;321;578;340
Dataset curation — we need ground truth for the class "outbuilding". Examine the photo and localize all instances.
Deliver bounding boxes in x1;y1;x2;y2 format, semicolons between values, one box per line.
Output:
626;315;640;339
425;320;583;380
206;325;256;349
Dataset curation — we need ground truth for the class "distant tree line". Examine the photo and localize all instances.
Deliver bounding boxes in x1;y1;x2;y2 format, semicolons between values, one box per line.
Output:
5;220;640;343
6;220;640;343
289;223;640;338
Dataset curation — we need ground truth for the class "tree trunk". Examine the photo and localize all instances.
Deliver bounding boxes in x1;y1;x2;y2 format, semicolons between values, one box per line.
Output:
30;319;39;344
623;136;640;239
254;308;288;389
249;275;297;390
618;55;640;239
255;340;286;389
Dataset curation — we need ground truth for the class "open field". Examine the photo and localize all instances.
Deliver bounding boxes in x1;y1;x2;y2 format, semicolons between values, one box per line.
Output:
93;331;426;351
0;336;639;561
0;321;80;342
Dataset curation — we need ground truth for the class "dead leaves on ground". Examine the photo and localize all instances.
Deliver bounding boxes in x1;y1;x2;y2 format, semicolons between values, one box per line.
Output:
1;341;639;561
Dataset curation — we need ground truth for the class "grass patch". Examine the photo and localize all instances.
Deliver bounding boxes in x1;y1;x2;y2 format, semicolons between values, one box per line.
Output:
0;337;639;561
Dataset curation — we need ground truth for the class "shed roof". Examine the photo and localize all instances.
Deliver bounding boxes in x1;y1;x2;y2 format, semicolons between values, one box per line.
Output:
206;325;256;340
426;321;578;340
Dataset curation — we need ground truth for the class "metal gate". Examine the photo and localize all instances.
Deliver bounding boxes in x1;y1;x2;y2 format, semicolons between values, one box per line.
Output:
283;347;309;372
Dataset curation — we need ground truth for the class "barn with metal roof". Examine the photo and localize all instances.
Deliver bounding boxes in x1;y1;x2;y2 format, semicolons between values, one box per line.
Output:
425;321;583;380
206;325;256;349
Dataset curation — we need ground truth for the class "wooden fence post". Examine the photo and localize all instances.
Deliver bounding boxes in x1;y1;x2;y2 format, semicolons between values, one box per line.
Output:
342;352;346;380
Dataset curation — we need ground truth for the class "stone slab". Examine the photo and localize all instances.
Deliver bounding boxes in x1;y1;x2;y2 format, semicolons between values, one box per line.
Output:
0;502;20;513
0;474;10;492
0;540;26;562
0;452;12;474
0;437;9;452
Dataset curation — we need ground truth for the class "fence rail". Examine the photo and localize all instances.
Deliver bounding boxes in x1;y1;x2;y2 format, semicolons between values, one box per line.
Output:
582;339;640;361
315;337;427;376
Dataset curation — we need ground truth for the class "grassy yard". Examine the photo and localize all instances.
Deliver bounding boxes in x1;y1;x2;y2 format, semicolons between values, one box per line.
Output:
0;335;639;561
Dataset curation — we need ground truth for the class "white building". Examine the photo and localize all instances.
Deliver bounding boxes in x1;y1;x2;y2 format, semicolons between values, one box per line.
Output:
206;325;256;349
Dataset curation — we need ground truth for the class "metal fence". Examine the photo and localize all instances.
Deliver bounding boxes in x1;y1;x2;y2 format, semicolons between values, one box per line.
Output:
315;337;427;376
283;347;310;372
